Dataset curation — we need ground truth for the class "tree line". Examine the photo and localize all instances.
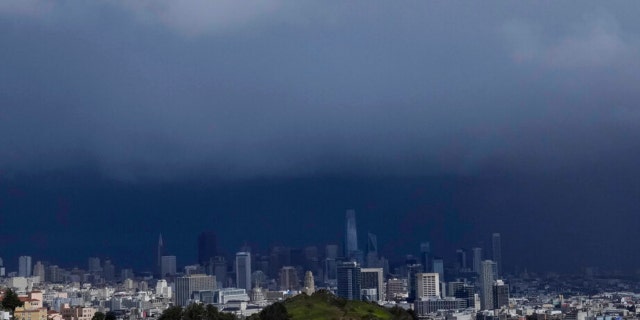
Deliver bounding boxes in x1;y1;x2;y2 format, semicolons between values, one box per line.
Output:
158;303;237;320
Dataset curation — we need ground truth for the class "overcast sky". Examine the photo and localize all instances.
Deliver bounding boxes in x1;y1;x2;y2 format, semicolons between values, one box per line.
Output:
1;1;639;180
1;1;640;272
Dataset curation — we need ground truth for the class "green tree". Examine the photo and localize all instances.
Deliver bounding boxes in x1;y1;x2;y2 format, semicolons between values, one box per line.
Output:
256;302;290;320
159;306;183;320
92;312;106;320
204;304;220;320
183;303;206;320
218;312;238;320
1;288;24;312
105;311;117;320
203;304;237;320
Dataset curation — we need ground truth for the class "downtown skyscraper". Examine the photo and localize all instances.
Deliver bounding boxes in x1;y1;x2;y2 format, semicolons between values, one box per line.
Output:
157;234;164;277
235;251;251;291
472;247;483;274
345;209;358;260
367;232;377;254
492;233;502;276
18;256;32;277
337;261;361;301
480;260;498;310
420;242;431;273
366;232;380;268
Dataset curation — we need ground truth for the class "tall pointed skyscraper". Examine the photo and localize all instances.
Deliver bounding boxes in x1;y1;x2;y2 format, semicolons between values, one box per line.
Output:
491;233;502;276
157;234;164;276
344;209;358;259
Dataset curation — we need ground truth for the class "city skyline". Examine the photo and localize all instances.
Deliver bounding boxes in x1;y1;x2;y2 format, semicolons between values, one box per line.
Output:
4;173;635;274
0;222;506;276
2;1;640;276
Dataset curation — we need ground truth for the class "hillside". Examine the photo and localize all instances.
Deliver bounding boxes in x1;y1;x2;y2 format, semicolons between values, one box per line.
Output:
252;290;416;320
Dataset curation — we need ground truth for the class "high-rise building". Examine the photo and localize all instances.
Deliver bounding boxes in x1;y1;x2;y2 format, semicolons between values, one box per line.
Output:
210;256;227;288
161;256;177;278
198;231;217;266
492;280;509;309
492;233;502;276
472;247;483;274
365;233;379;267
344;209;358;258
33;261;45;281
367;233;377;254
157;234;164;276
103;259;116;282
480;260;498;310
420;242;431;273
456;249;467;271
324;244;339;283
361;268;384;302
19;256;32;277
174;274;215;307
324;258;337;284
415;273;440;299
337;261;361;301
432;258;444;281
279;266;299;291
407;263;423;302
236;252;252;291
46;265;62;283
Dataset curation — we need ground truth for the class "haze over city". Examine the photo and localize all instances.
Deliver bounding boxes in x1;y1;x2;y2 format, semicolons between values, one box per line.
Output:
2;1;640;275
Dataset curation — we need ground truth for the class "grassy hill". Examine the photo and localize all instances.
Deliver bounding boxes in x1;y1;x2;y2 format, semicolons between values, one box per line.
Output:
259;290;416;320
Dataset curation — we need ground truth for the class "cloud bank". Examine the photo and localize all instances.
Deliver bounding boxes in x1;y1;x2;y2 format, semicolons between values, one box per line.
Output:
1;1;640;180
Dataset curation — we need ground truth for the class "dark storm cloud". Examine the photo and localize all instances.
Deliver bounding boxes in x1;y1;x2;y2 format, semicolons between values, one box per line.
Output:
1;1;640;180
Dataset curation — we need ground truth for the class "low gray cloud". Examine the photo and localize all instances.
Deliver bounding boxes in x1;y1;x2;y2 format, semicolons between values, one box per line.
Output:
1;1;640;181
503;12;639;68
120;0;286;36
